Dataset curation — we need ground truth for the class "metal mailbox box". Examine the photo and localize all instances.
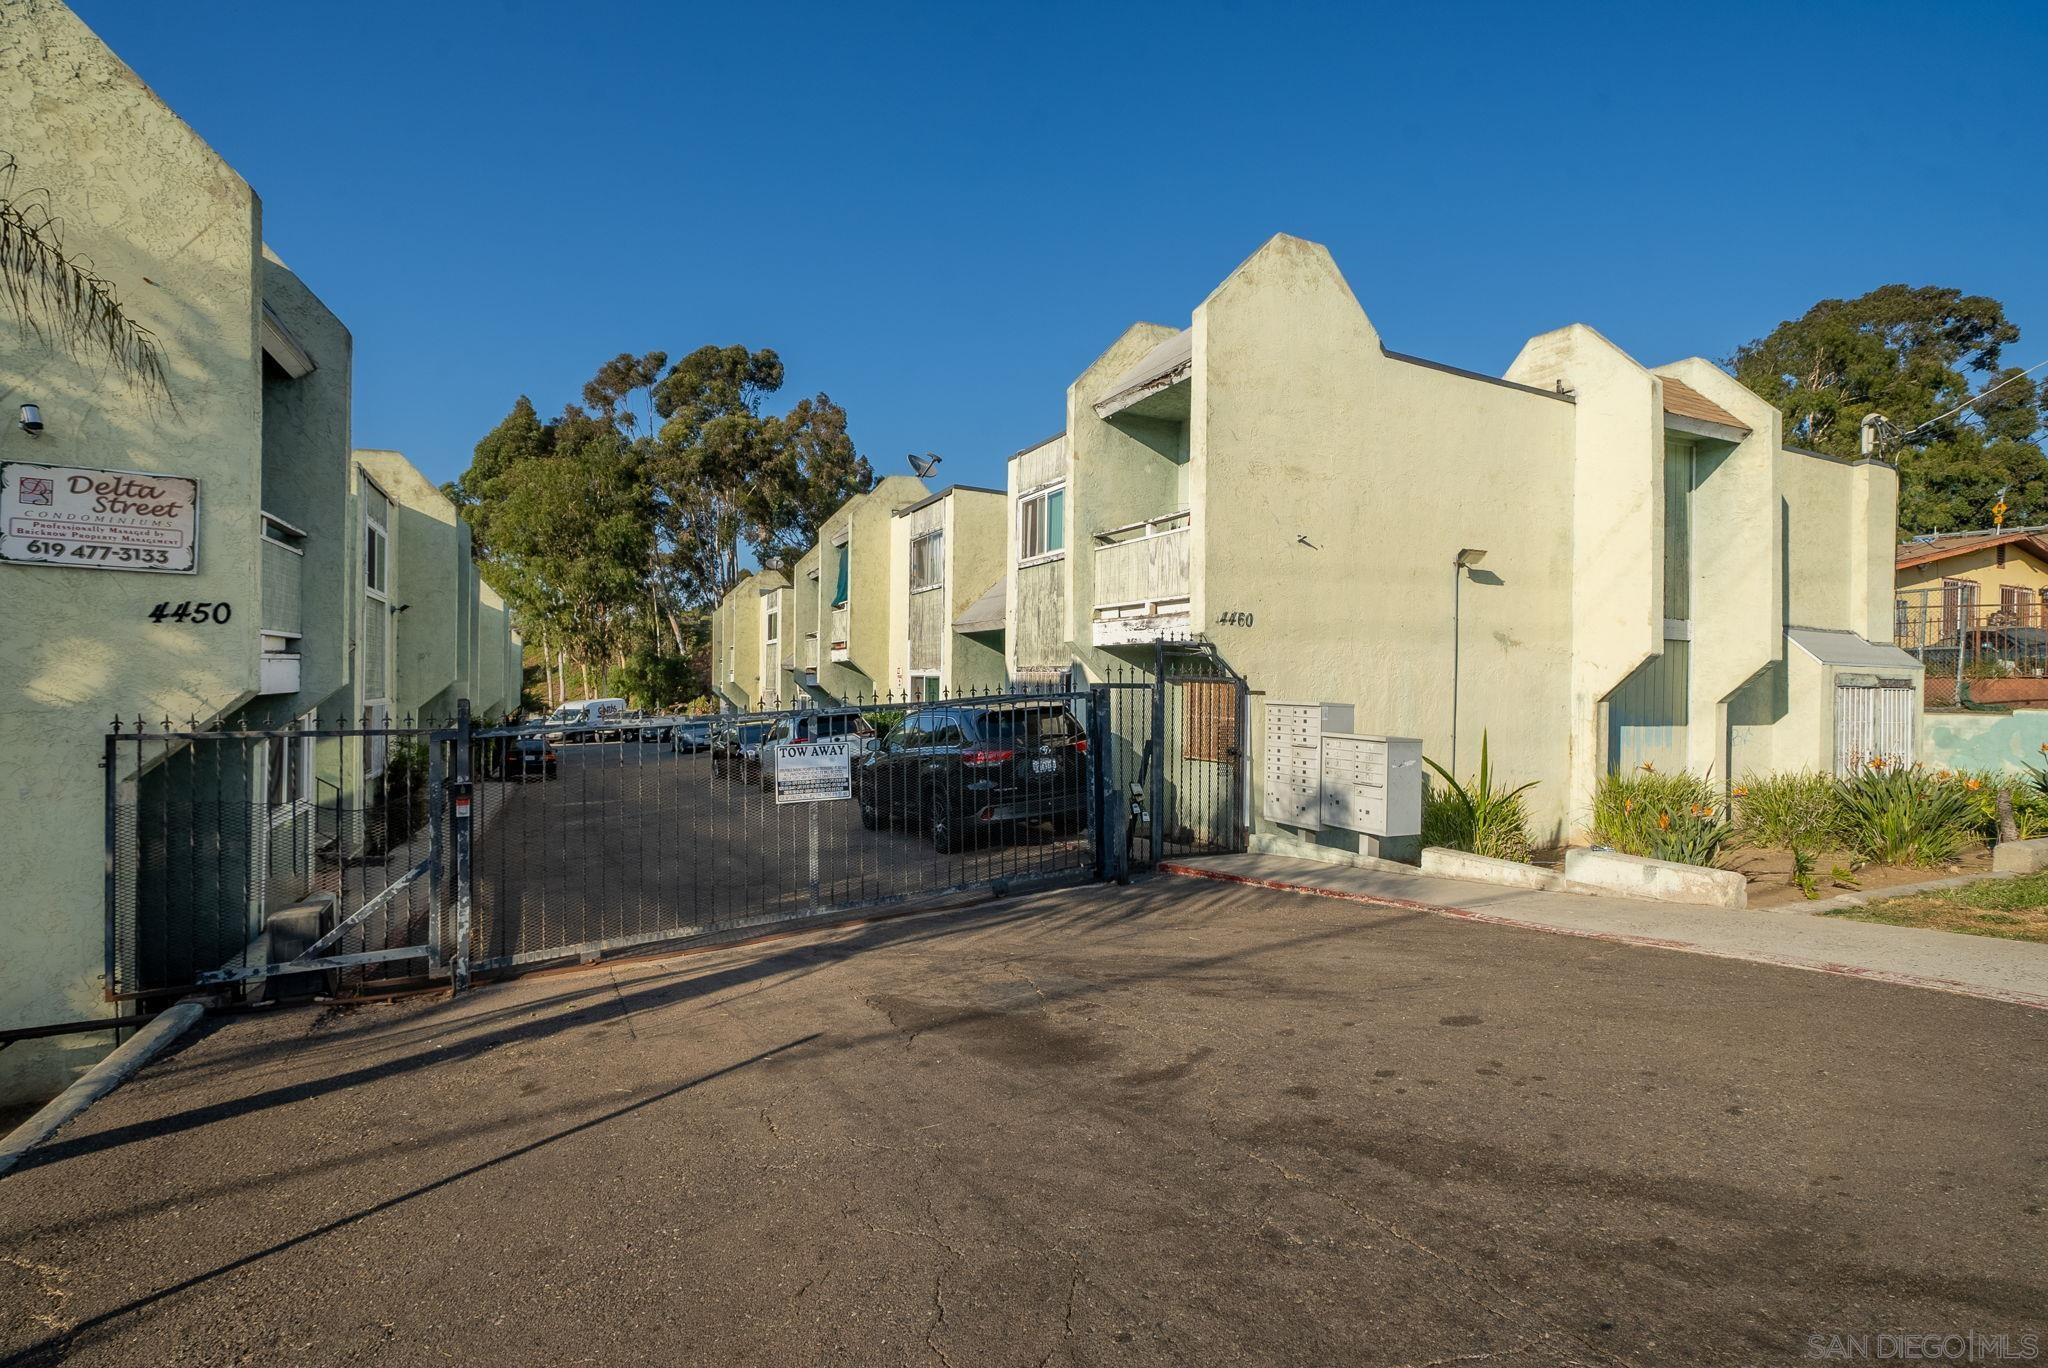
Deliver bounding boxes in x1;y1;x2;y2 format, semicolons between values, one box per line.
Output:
1261;701;1354;831
1319;733;1423;838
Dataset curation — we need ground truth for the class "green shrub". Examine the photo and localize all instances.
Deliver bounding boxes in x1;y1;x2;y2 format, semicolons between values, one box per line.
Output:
1731;772;1841;850
1422;733;1536;863
1835;762;1981;866
1591;767;1728;865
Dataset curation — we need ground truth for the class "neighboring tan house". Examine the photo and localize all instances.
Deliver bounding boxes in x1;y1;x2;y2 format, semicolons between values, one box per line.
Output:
1895;529;2048;706
809;476;928;703
1895;529;2048;636
0;0;518;1106
887;485;1008;700
1007;234;1914;845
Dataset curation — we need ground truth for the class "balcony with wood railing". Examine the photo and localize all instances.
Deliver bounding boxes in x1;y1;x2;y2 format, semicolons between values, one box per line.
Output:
1092;511;1192;647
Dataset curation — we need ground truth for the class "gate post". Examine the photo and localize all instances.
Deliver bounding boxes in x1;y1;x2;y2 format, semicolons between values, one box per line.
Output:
1088;685;1111;881
427;734;446;975
1149;643;1168;870
451;698;474;992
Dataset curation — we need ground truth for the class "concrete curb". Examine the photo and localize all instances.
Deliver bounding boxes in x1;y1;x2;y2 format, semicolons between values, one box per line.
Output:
0;999;207;1179
1157;862;2048;1012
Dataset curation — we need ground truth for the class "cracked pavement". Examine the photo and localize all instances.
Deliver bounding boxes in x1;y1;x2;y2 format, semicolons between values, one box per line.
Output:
0;875;2042;1365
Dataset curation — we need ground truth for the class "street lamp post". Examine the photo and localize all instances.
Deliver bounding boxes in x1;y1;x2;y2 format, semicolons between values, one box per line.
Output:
1451;548;1487;777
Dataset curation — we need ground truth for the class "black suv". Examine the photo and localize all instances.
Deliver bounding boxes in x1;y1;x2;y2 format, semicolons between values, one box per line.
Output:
855;701;1089;851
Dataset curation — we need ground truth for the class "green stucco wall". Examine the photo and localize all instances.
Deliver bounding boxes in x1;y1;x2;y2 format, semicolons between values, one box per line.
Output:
0;0;267;1103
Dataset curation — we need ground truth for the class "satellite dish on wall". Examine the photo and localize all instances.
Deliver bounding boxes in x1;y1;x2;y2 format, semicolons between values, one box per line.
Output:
908;452;942;478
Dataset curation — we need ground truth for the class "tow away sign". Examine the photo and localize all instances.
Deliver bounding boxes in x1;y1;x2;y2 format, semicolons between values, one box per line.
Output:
774;740;858;805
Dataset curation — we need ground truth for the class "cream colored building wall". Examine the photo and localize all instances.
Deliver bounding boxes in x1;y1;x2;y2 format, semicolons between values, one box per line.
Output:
790;543;821;701
755;571;789;709
354;451;461;722
248;248;353;728
1504;325;1663;827
1191;236;1581;839
1654;360;1784;780
1059;325;1186;686
887;499;930;692
475;582;510;717
816;476;925;701
715;571;761;709
943;489;1008;693
1004;436;1068;679
0;0;266;1103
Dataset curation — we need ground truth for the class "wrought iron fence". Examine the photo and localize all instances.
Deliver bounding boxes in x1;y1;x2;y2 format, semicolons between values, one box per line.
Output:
1895;587;2048;707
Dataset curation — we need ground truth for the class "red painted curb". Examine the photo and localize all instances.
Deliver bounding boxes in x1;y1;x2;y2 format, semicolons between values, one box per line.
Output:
1157;862;2048;1013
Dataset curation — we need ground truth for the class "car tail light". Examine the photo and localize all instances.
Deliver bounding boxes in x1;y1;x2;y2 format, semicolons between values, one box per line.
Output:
962;747;1013;767
1072;737;1087;753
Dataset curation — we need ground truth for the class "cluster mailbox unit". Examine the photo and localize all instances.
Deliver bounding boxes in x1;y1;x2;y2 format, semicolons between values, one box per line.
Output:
1261;700;1422;853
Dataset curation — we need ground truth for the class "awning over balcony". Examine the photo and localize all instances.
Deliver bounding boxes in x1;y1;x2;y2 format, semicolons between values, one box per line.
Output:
1094;330;1191;420
952;575;1007;635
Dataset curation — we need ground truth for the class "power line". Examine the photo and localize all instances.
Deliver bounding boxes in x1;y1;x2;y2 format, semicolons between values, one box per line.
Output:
1906;356;2048;438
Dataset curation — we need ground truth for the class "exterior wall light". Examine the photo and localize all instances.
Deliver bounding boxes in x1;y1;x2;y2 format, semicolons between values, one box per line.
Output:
19;403;43;435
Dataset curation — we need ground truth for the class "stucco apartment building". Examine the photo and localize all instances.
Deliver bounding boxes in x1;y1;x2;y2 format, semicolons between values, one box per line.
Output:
886;485;1008;700
0;1;518;1105
1004;234;1912;843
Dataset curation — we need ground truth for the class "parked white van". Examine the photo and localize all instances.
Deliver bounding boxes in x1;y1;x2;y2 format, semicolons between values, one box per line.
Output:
541;698;629;743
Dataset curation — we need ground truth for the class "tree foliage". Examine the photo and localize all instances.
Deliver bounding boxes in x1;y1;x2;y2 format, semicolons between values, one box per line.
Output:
450;346;875;708
1729;285;2045;533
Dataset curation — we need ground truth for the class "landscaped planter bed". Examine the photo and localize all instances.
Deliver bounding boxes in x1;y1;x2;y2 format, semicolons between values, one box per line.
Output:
1722;841;1995;910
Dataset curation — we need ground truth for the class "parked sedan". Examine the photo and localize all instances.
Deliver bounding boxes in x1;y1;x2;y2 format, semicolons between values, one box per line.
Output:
855;701;1089;852
710;721;774;782
507;732;559;780
673;719;713;753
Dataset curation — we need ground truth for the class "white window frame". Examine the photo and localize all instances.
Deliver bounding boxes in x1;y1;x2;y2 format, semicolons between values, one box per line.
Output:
364;490;391;602
765;607;780;644
1018;483;1066;567
909;529;945;593
265;711;317;824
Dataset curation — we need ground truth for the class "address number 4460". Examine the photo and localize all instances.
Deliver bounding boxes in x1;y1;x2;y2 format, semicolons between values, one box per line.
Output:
149;601;232;624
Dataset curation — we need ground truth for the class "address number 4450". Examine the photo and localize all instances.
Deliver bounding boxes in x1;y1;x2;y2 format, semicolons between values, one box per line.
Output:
149;601;232;624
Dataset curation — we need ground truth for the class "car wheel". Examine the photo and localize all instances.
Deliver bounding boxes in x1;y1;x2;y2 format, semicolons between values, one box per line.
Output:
858;787;881;830
927;788;961;854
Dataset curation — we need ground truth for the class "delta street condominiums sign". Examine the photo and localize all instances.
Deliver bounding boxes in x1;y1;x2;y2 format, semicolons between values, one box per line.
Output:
0;461;199;573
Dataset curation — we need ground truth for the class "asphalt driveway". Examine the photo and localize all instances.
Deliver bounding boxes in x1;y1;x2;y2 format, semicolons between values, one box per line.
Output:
2;876;2042;1365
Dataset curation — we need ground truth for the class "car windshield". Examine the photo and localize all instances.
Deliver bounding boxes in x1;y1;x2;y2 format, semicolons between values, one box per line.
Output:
547;706;583;723
976;708;1078;744
736;723;772;743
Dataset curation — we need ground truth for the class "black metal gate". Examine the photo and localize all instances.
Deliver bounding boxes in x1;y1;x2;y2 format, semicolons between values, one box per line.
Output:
105;687;1121;1000
1098;643;1249;873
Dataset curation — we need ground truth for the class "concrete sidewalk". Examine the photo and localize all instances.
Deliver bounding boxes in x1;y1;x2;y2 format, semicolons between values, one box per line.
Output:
1162;852;2048;1011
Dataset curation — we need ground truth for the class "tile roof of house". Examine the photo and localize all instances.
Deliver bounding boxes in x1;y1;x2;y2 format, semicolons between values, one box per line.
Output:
1895;529;2048;569
1660;376;1751;434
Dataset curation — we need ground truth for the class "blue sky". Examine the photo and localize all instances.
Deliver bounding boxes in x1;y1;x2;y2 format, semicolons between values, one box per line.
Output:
75;1;2048;495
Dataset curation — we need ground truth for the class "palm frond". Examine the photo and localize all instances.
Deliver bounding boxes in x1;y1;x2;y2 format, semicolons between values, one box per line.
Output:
0;153;173;406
